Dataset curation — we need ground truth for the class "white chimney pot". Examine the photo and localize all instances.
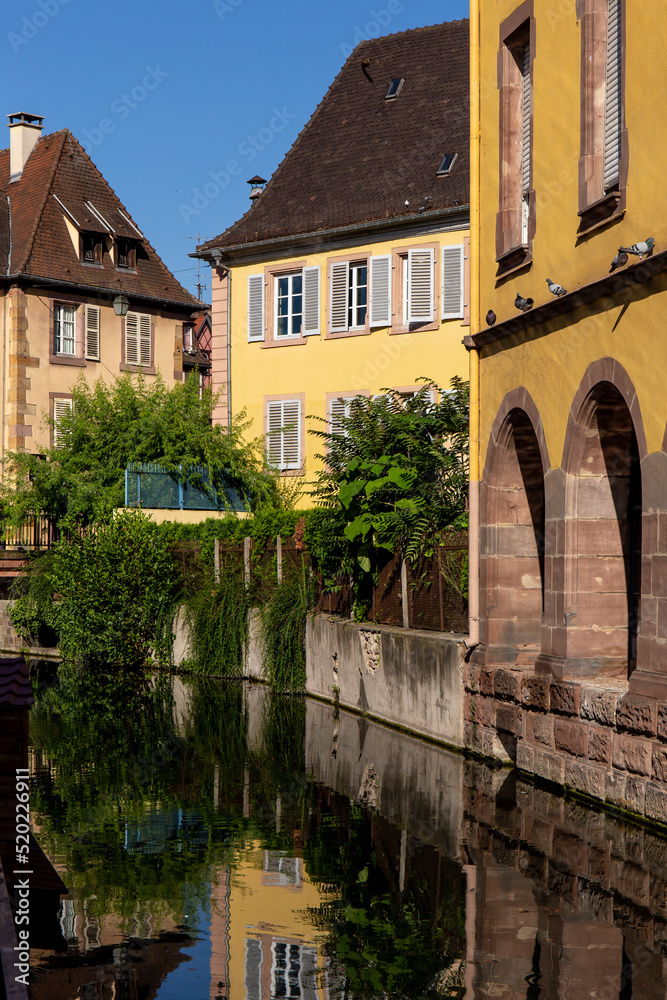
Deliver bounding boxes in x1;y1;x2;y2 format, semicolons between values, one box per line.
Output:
7;112;44;182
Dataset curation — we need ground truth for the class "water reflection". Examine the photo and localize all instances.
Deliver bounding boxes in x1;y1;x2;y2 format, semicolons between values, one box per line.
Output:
22;669;667;999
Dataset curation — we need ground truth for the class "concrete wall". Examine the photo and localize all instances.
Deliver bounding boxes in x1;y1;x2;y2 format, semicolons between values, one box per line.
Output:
305;613;467;749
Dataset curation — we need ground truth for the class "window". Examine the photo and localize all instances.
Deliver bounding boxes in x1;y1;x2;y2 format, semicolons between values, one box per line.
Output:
116;238;136;270
329;395;355;437
578;0;626;231
496;5;534;272
329;260;368;333
385;78;404;100
248;266;320;343
125;311;151;367
52;396;73;447
441;245;465;319
402;248;434;324
80;232;102;264
183;323;195;352
266;398;302;471
54;304;77;355
85;305;100;361
437;152;458;176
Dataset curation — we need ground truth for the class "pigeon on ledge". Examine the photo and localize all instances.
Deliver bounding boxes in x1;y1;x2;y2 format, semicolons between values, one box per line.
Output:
609;250;629;273
485;309;496;327
514;293;533;312
618;237;655;258
546;278;567;297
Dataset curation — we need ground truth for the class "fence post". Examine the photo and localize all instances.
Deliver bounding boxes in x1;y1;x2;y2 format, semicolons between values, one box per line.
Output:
244;536;252;588
214;537;220;585
276;535;283;584
401;554;410;629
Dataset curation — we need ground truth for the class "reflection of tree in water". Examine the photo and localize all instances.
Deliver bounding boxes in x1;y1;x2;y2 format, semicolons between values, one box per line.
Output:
303;786;466;999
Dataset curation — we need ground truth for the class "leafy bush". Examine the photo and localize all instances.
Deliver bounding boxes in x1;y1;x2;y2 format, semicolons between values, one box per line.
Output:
181;567;251;676
260;560;315;691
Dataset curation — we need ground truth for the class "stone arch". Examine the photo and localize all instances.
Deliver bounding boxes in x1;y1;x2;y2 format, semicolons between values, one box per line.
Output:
478;389;549;667
560;359;644;678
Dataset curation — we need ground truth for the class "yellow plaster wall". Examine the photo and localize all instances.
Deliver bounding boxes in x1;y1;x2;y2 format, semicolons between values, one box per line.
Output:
225;229;470;499
6;290;185;453
477;0;667;471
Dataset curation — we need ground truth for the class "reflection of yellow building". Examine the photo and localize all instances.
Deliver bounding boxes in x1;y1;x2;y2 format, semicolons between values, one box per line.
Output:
225;843;336;1000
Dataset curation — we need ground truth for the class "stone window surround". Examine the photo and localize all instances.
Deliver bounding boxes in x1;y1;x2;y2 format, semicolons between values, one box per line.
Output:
261;260;309;349
325;252;372;340
495;0;536;278
390;241;441;336
576;0;628;235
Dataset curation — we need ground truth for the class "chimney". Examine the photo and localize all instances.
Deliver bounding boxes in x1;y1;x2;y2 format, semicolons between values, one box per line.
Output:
7;112;44;182
247;175;267;201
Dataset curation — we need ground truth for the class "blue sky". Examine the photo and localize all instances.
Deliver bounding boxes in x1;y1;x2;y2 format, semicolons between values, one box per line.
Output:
1;0;468;301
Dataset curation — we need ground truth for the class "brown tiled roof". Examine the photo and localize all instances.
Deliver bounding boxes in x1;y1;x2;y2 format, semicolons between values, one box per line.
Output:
0;130;200;308
0;657;32;707
199;20;469;252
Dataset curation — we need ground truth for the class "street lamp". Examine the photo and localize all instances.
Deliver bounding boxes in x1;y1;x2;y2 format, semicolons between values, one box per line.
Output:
113;293;129;316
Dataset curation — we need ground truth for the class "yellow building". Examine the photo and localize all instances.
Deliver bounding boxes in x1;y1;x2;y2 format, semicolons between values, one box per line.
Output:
0;113;202;458
466;0;667;821
195;21;470;498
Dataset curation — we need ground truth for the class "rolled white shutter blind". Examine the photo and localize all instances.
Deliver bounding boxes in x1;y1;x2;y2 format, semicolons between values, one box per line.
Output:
125;312;139;365
281;400;301;469
369;255;391;328
521;42;531;196
603;0;622;191
407;248;434;323
303;265;320;335
441;246;464;319
139;314;151;366
85;305;100;360
330;261;349;332
247;274;265;342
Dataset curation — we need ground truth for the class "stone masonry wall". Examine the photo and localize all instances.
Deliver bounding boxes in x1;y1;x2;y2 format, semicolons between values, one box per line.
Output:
464;662;667;824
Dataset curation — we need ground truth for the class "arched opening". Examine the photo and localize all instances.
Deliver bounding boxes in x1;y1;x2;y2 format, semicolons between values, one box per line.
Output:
566;383;642;676
481;408;546;664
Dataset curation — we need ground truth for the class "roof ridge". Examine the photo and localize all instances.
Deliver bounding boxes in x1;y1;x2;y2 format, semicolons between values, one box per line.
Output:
354;18;469;48
15;130;67;275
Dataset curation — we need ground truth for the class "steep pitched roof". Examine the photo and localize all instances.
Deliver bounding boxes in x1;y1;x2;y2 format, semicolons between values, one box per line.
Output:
199;20;469;253
0;129;200;308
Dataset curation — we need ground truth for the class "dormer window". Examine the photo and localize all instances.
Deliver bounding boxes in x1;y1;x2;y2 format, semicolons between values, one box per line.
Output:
81;232;103;264
116;238;137;270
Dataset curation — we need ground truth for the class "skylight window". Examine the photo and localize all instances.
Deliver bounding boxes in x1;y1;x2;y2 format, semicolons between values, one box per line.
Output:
437;152;458;176
385;78;404;100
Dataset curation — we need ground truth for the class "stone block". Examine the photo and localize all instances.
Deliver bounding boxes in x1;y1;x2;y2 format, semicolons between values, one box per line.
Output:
480;666;495;696
610;859;651;907
564;759;606;800
580;686;618;727
526;711;554;748
494;668;520;702
555;718;588;757
516;741;534;773
645;781;667;824
616;694;658;736
521;674;550;711
605;769;627;807
652;745;667;784
624;776;647;815
551;681;580;716
473;695;495;729
588;727;612;764
612;734;652;776
463;661;481;693
533;748;565;785
496;704;520;735
658;702;667;741
463;691;473;723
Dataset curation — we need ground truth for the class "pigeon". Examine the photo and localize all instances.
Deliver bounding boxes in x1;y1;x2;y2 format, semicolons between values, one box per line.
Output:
609;250;628;273
485;309;496;327
514;293;533;312
618;237;655;258
546;278;567;297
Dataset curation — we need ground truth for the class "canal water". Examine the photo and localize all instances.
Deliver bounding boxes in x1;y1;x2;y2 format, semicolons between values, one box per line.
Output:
22;670;667;999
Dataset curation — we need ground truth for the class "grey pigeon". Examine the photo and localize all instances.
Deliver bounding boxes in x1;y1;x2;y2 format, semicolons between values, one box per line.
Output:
486;309;496;327
609;250;628;273
618;237;655;258
514;292;533;312
546;278;567;297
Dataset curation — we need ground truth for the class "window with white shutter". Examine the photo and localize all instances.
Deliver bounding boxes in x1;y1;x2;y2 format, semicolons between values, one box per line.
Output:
266;399;302;471
52;396;73;447
369;255;391;328
302;265;320;335
54;303;77;355
329;396;353;438
330;261;349;333
406;248;434;324
85;305;100;361
125;311;151;367
441;246;464;319
247;273;265;342
520;41;531;244
603;0;621;192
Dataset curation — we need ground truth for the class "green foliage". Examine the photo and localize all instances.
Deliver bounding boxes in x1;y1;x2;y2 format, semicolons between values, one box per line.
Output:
13;511;179;670
181;567;251;676
158;508;305;565
308;379;469;590
1;371;282;533
260;560;315;691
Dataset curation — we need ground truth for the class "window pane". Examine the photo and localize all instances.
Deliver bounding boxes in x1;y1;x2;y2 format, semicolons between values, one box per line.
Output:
292;274;302;295
278;276;289;296
277;316;288;337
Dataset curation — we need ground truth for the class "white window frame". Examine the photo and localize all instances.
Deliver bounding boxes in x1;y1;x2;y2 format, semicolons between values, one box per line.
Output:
266;398;302;471
125;311;151;367
274;272;303;339
329;260;368;334
54;303;77;356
